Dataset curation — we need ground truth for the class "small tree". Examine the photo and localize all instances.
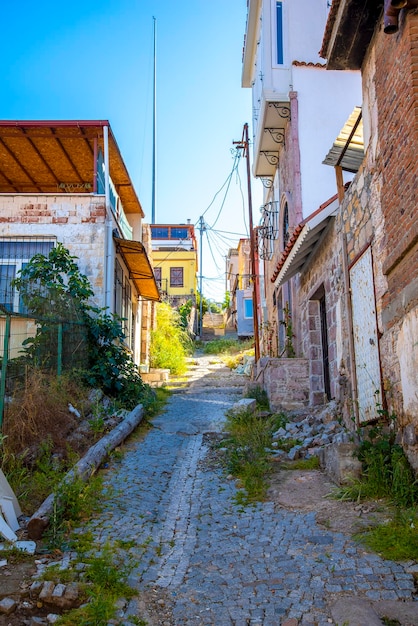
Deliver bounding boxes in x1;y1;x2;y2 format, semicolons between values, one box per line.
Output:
12;244;153;409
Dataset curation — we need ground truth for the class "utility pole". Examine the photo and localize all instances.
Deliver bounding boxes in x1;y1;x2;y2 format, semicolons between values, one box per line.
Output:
233;123;260;362
198;216;205;337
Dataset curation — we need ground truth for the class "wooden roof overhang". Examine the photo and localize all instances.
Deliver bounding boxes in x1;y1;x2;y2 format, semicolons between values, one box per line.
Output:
0;120;144;217
114;237;160;302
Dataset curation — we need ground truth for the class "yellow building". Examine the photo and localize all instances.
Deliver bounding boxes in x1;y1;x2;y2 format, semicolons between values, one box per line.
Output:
150;222;198;307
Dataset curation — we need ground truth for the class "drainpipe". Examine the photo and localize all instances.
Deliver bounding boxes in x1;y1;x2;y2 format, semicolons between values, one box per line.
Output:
103;125;114;311
289;92;303;224
384;0;418;34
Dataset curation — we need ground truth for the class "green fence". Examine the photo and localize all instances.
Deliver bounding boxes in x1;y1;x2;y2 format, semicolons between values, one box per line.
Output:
0;307;89;429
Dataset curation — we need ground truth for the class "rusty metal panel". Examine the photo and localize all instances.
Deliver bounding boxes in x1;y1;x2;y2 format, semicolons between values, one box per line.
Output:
350;247;382;423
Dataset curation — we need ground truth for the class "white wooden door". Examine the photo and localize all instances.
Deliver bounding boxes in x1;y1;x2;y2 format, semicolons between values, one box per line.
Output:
350;247;382;423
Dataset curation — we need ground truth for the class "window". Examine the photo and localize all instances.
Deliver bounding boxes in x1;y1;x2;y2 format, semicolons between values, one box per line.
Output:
122;276;132;343
282;202;289;249
276;1;284;65
170;267;184;287
154;266;162;287
114;258;133;349
152;227;169;239
0;239;55;313
170;227;188;239
114;258;123;319
244;298;253;319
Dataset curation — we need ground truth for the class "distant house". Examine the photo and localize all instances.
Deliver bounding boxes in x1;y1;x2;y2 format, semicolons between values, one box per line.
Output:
226;239;254;339
0;120;159;367
150;222;198;308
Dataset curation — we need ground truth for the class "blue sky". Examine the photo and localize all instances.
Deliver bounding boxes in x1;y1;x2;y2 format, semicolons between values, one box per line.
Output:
0;0;263;301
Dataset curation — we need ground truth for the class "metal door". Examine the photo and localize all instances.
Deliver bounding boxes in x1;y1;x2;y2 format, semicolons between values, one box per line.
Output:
350;247;382;423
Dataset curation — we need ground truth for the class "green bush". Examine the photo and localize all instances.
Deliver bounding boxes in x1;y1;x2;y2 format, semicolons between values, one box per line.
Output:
11;244;154;411
150;302;192;375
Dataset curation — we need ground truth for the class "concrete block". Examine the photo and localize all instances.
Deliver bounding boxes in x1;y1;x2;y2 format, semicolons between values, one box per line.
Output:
0;597;17;615
320;442;362;485
230;398;257;414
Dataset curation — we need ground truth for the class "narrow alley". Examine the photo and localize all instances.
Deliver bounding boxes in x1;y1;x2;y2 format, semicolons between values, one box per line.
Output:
84;355;417;626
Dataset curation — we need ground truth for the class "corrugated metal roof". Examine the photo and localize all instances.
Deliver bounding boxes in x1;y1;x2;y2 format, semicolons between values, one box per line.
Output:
323;106;364;173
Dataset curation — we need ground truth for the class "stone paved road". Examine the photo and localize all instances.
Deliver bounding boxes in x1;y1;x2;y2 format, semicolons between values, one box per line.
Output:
87;356;417;626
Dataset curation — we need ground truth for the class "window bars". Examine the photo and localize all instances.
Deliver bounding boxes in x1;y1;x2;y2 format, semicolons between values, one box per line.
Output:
258;202;279;260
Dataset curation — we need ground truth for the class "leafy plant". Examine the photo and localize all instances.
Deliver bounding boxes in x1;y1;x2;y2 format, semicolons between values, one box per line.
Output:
279;302;295;358
355;424;418;508
11;244;155;411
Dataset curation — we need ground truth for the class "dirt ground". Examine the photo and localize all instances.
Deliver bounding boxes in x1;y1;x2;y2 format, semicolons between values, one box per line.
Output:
267;466;392;536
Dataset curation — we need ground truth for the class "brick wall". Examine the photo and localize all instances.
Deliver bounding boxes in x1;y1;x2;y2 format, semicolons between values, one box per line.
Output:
335;11;418;467
374;14;418;328
0;194;107;305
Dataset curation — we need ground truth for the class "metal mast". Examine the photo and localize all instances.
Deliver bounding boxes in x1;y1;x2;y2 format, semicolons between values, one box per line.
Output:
151;16;157;224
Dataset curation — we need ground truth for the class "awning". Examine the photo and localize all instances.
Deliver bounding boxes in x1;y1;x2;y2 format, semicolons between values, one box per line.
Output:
114;237;160;302
273;196;339;288
323;106;364;173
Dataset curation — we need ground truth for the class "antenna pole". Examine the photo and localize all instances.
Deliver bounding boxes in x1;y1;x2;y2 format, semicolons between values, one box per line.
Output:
151;16;157;224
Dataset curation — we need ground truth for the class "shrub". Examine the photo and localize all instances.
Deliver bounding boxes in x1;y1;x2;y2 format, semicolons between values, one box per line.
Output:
150;302;192;375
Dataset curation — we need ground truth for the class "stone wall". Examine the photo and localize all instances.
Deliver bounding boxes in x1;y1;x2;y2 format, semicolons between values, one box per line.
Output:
334;11;418;468
253;357;309;411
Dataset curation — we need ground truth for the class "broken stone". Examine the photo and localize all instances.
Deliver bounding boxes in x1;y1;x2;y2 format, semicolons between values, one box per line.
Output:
13;540;36;554
230;398;257;414
30;580;43;597
46;615;60;624
39;581;55;603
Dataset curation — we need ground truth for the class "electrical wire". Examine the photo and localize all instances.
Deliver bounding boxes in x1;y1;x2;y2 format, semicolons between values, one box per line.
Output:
197;147;243;224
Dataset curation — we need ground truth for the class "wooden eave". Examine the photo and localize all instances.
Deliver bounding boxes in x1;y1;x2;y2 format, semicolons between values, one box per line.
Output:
320;0;384;70
0;120;144;217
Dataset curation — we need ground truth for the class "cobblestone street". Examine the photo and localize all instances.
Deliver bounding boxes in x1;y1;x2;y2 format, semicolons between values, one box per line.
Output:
86;356;418;626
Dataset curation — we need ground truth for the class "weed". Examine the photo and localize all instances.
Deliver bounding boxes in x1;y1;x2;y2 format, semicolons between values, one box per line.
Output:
40;563;78;584
382;618;401;626
223;406;277;502
244;385;269;410
353;508;418;561
282;456;320;470
45;474;105;549
337;423;418;508
88;402;107;435
0;544;34;563
203;338;253;355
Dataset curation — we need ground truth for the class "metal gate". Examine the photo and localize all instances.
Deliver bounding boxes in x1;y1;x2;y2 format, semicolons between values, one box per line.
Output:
350;246;382;423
